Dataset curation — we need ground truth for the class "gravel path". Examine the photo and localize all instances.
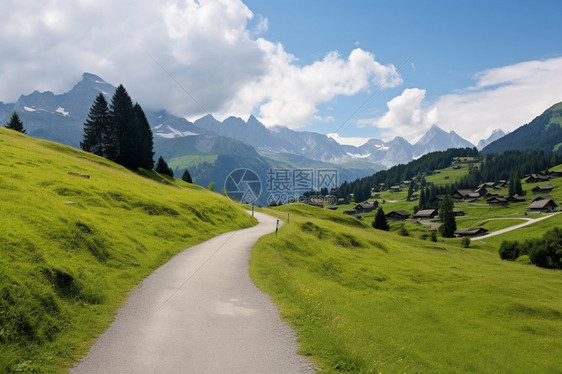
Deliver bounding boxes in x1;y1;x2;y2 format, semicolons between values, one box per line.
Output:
71;212;316;374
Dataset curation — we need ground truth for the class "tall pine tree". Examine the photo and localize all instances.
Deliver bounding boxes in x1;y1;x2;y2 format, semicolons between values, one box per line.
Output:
438;195;456;238
407;181;414;201
155;156;173;177
418;188;426;210
514;177;524;196
131;103;154;169
5;112;26;133
81;93;109;156
181;169;193;183
107;85;134;165
508;177;515;197
372;207;389;231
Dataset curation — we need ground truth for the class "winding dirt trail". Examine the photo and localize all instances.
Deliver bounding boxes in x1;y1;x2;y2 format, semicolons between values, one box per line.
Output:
71;212;315;373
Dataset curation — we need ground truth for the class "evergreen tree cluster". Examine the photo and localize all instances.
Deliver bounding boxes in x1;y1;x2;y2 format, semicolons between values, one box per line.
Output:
4;112;26;133
81;86;154;170
353;179;372;203
480;150;561;181
499;227;562;269
508;177;524;196
335;148;478;202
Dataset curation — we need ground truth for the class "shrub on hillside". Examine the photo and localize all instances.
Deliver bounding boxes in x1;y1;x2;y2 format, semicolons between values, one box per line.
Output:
498;227;562;269
430;231;437;242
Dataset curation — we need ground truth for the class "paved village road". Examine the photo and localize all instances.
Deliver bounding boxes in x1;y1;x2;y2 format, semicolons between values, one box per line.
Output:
474;212;560;240
71;212;315;374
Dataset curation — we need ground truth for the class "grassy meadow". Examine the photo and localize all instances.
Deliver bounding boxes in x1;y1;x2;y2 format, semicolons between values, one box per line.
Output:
250;204;562;373
0;128;255;372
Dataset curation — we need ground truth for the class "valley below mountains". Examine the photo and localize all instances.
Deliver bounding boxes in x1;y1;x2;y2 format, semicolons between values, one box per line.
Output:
0;73;503;203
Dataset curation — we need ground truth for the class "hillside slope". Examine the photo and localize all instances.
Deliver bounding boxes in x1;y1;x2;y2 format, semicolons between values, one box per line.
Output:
0;128;255;372
251;204;562;373
482;101;562;154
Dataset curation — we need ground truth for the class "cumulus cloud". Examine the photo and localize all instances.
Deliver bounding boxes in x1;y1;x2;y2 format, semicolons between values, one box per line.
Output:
432;57;562;144
0;0;400;129
366;57;562;143
360;88;437;141
226;45;402;127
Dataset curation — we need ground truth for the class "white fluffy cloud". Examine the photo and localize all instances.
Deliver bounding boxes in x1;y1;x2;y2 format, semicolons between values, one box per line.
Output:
0;0;400;129
366;57;562;144
226;45;402;127
361;88;437;141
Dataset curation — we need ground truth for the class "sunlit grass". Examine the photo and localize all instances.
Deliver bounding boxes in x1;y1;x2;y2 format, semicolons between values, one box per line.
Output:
0;128;255;372
251;204;562;373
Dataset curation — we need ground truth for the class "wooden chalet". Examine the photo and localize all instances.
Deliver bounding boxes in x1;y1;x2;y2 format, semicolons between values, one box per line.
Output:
413;209;438;219
550;170;562;178
354;201;379;213
454;227;488;236
507;194;526;203
525;174;550;183
474;186;488;195
526;198;558;212
486;196;508;206
451;189;480;200
532;195;553;203
531;185;556;194
385;210;411;220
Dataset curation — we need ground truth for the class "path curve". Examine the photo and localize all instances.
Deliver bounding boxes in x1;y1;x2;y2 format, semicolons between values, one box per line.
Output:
71;212;315;374
474;212;560;240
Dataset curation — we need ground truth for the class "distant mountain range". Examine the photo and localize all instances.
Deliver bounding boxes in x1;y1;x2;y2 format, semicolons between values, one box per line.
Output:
0;72;508;203
477;129;506;150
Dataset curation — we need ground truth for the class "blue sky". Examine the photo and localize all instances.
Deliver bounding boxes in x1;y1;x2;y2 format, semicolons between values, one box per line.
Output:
243;0;562;143
1;0;561;145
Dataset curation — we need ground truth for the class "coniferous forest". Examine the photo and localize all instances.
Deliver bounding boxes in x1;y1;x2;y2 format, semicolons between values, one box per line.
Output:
81;85;154;170
334;148;562;204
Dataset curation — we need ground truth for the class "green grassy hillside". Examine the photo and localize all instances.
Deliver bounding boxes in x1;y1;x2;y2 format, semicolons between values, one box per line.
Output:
250;204;562;373
0;128;255;372
482;101;562;154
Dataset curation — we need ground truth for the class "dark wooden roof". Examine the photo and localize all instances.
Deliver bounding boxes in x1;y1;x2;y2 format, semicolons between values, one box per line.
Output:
526;199;558;210
413;209;438;218
455;228;488;236
531;185;556;194
385;210;411;218
507;194;526;202
486;196;507;203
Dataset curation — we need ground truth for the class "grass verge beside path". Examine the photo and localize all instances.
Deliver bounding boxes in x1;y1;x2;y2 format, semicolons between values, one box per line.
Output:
250;204;562;373
0;129;256;372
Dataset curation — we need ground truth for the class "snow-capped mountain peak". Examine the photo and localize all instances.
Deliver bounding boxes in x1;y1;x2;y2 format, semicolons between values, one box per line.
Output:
477;129;506;150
